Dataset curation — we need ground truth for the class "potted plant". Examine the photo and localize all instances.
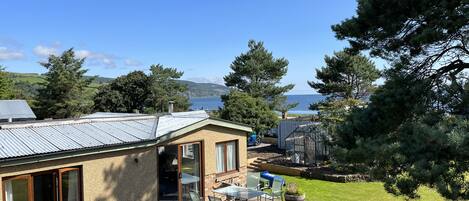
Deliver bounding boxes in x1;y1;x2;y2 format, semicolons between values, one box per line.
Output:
284;183;305;201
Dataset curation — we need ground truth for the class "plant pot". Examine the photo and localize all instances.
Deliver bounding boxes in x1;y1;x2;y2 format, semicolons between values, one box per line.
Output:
285;193;305;201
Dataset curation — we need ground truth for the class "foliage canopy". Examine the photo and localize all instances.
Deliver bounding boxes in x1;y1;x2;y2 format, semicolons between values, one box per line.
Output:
93;71;149;113
0;66;15;99
222;40;294;132
35;49;93;119
220;90;278;133
224;40;294;103
331;0;469;199
309;50;380;101
93;64;189;114
146;64;190;113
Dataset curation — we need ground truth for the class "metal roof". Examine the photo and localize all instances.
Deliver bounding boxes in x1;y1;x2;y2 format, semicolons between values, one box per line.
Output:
0;100;36;120
0;117;157;159
81;112;145;119
156;110;209;137
0;110;209;160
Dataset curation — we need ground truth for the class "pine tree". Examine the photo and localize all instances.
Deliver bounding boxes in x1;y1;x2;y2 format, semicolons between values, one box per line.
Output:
146;64;190;113
224;40;294;103
35;49;93;119
331;0;468;199
222;40;294;133
309;50;380;101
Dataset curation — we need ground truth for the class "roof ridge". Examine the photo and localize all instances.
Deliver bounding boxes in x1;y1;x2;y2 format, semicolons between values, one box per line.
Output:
0;115;157;129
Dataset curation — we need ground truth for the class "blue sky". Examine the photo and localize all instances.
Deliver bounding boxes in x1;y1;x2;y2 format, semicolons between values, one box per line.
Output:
0;0;377;94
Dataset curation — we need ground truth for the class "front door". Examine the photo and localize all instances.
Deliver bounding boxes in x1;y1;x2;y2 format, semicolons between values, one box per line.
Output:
158;142;202;201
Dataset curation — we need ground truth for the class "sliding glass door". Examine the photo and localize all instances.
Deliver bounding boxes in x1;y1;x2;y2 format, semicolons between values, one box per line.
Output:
158;142;202;201
179;143;201;201
33;172;55;201
59;168;81;201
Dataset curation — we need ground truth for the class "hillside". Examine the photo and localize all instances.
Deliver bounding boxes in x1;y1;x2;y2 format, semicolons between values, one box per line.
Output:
7;72;229;99
178;80;229;98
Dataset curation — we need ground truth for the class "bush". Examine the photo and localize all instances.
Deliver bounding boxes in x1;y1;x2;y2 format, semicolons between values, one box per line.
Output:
286;183;300;195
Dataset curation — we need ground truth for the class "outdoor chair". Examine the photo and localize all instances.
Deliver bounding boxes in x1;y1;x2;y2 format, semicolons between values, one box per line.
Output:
189;191;202;201
208;196;222;201
247;172;262;190
261;178;283;201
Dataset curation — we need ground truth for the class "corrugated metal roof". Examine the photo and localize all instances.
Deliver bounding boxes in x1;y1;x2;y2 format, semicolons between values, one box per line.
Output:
0;110;210;160
0;117;157;160
0;100;36;120
156;110;209;137
81;112;145;119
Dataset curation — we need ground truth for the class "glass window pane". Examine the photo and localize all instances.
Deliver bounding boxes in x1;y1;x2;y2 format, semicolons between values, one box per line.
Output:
216;144;225;173
158;145;179;201
61;170;80;201
34;173;55;201
180;143;201;201
4;178;29;201
226;142;237;171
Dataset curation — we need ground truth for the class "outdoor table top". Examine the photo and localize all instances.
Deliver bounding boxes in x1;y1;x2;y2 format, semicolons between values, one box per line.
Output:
181;173;200;185
213;185;266;200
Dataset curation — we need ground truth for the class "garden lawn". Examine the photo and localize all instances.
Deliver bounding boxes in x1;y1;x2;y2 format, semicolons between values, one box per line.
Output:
281;175;444;201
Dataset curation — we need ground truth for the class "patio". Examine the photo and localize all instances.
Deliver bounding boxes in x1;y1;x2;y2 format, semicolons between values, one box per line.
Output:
209;171;284;201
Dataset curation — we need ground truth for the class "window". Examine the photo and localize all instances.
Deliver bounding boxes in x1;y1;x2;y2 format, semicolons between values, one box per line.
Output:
3;167;82;201
182;144;194;159
216;141;238;174
3;176;30;201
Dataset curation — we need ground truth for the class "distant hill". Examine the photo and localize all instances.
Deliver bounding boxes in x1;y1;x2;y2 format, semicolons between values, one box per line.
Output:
7;72;229;98
178;80;229;98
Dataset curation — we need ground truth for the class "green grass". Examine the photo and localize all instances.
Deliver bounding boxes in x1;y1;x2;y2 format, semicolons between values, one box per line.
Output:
281;175;444;201
9;72;47;84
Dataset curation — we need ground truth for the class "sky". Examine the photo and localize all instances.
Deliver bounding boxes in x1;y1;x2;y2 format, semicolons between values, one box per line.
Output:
0;0;379;94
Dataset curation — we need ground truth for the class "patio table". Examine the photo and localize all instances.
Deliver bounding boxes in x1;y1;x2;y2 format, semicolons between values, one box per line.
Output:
213;185;266;201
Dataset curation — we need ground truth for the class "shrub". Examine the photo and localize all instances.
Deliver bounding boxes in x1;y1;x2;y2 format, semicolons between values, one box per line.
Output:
286;183;301;195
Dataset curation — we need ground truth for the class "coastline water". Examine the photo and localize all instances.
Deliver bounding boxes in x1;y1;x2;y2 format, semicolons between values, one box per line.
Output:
190;94;326;114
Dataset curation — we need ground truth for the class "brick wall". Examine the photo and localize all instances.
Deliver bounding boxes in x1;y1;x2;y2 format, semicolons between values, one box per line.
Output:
203;166;247;200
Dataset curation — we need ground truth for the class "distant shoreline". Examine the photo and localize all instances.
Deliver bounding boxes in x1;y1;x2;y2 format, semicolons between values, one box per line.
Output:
190;94;322;99
190;94;325;114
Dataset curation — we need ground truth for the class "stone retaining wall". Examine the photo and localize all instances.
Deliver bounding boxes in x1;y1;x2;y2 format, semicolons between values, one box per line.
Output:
258;163;368;183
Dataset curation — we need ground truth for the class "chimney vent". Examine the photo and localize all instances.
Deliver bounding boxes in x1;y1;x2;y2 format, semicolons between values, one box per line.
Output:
168;101;175;113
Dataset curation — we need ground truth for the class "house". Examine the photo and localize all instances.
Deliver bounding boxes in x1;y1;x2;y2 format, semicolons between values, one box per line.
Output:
0;110;251;201
0;100;36;122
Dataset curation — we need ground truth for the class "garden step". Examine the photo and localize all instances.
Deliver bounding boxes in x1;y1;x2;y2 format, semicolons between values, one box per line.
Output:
250;163;262;168
247;165;260;170
253;160;267;164
256;157;268;162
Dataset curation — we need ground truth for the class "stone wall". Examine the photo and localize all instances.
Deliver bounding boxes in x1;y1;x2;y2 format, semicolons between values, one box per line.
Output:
204;166;247;200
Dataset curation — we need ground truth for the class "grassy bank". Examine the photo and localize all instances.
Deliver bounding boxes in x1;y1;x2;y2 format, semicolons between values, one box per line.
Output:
282;175;444;201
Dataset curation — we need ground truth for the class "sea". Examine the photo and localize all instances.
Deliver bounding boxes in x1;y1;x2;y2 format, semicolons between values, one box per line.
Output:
190;94;326;114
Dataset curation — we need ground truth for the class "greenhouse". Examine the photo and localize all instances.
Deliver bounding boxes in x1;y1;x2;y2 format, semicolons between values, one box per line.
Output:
285;123;330;165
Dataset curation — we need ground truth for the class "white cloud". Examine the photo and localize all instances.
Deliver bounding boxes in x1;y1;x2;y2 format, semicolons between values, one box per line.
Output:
33;45;59;57
31;43;130;69
124;59;142;67
75;50;91;58
0;47;24;60
76;49;116;68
